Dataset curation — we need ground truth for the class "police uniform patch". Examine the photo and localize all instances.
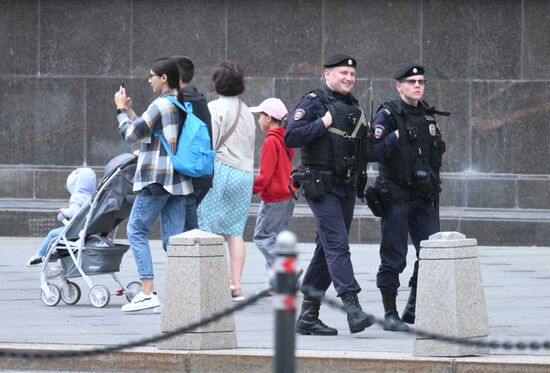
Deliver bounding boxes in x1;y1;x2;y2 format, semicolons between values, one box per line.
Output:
373;124;385;139
293;109;305;121
429;124;437;136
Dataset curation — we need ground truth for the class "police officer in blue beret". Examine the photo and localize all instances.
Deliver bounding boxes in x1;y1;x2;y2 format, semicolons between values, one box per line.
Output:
285;53;374;336
368;64;449;331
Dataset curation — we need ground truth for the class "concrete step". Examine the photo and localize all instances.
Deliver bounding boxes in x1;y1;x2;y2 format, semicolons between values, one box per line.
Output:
3;344;550;373
1;198;550;246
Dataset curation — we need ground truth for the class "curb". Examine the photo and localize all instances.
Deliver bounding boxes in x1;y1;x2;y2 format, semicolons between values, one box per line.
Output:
2;344;550;373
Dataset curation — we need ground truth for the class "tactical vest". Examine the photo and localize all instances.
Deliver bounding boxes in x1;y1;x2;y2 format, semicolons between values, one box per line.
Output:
378;100;447;192
301;89;365;182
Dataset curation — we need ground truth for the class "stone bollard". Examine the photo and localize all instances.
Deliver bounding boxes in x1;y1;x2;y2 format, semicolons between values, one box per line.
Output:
159;229;237;350
414;231;489;357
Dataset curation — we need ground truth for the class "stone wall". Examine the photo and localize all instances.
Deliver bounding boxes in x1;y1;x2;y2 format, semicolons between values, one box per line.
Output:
1;0;550;242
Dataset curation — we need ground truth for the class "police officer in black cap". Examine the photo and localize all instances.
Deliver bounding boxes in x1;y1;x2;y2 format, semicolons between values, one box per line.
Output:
285;53;374;336
367;64;449;331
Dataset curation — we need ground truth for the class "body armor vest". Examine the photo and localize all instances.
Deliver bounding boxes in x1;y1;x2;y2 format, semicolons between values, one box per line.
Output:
378;100;446;191
301;89;364;181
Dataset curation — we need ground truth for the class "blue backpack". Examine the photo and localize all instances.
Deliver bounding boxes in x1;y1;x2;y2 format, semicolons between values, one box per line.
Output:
154;96;215;177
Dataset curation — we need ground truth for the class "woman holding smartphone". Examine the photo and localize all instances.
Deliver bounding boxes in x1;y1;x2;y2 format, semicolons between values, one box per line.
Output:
114;57;192;312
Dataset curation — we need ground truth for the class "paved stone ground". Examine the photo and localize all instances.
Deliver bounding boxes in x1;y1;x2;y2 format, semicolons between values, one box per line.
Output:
2;236;550;358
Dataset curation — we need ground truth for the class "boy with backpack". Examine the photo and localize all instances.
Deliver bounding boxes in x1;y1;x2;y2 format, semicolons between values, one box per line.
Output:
249;98;300;293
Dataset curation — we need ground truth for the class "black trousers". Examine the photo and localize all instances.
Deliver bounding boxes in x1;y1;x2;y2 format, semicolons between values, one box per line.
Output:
376;197;438;294
301;185;361;297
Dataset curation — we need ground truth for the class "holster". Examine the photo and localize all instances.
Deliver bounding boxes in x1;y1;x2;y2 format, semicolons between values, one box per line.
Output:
365;179;393;217
291;166;332;201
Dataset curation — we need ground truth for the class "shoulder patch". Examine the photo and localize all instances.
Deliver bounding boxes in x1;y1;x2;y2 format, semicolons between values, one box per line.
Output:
373;124;386;140
308;92;318;98
293;109;306;121
429;124;437;136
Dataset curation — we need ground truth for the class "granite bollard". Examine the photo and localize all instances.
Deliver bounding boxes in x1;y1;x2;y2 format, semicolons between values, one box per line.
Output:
414;231;489;356
159;229;237;350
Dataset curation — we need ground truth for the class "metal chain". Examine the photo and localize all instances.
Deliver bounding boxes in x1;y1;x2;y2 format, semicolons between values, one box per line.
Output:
315;291;550;351
3;287;550;360
0;289;271;359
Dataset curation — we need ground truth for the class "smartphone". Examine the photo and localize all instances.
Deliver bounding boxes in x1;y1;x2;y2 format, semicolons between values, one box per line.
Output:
120;80;125;88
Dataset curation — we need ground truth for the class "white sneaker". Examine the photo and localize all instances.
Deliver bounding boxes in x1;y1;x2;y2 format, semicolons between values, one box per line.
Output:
153;305;162;314
121;291;160;312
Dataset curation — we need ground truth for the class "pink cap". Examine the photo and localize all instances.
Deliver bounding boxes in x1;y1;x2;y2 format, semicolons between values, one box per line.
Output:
249;98;288;121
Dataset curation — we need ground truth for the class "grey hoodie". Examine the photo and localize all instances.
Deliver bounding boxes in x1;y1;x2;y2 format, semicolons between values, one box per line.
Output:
57;167;97;221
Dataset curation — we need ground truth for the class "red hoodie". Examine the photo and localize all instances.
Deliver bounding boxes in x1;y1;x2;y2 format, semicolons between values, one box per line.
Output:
253;127;295;202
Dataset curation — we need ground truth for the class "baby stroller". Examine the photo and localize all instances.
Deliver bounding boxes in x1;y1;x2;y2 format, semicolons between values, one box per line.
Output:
40;154;141;308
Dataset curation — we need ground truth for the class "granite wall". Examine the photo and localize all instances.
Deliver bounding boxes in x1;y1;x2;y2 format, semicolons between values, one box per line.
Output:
1;0;550;211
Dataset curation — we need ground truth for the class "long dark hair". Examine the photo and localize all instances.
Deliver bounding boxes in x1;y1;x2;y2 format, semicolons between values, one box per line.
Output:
151;57;180;89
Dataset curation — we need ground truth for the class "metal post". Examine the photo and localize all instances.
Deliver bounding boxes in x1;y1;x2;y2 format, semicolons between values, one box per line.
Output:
273;231;298;373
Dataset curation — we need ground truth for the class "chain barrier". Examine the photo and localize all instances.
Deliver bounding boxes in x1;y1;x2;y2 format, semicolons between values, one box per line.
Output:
2;287;550;362
0;289;271;360
305;288;550;352
0;235;550;362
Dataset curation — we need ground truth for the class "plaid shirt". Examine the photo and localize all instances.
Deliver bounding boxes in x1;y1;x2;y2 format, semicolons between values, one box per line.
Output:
117;90;193;196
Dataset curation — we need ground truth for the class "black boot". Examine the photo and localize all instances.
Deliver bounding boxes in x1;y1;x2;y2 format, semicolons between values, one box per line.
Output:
381;292;409;332
296;296;338;335
401;287;416;324
340;292;375;334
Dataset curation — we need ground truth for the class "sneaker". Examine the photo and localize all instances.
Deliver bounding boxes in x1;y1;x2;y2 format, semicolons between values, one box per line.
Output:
26;256;43;267
153;305;162;314
121;291;160;312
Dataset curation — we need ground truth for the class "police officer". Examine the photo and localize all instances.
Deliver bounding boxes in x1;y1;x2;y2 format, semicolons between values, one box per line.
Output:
285;54;374;336
369;64;448;331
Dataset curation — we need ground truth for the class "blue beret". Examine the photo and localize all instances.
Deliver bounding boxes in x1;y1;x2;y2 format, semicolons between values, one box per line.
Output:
393;64;425;80
324;53;357;68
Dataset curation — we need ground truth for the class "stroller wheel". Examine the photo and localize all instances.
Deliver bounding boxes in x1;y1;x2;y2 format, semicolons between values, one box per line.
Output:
61;281;81;305
125;281;142;302
89;285;110;308
41;284;61;307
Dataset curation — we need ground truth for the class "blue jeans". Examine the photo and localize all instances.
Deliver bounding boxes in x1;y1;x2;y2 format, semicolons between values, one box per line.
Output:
184;193;198;231
127;193;187;279
37;226;64;257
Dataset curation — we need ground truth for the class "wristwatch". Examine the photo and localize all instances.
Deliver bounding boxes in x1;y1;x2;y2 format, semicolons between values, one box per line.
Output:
116;108;125;115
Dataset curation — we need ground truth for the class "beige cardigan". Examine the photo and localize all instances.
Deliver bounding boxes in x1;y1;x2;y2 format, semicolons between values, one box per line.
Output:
208;96;256;172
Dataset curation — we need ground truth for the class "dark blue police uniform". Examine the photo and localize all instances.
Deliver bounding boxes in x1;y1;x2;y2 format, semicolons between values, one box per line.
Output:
285;86;360;297
286;53;374;336
371;101;439;293
368;63;448;331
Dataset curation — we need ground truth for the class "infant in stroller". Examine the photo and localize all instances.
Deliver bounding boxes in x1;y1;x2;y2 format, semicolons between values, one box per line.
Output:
39;154;141;308
26;167;97;266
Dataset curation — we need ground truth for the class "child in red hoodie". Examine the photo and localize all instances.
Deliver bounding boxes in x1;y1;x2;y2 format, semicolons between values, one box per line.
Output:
250;98;298;293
